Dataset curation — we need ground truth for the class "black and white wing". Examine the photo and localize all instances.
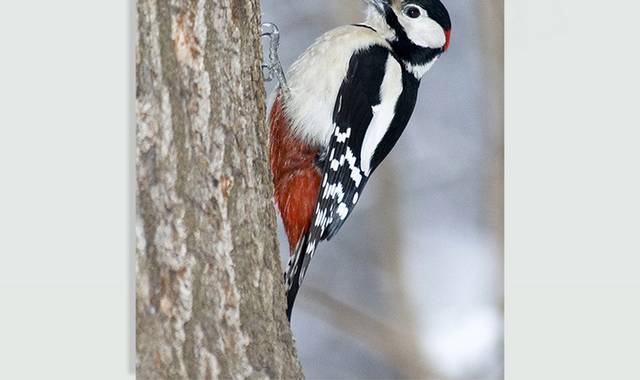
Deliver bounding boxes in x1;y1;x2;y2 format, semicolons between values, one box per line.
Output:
286;44;407;319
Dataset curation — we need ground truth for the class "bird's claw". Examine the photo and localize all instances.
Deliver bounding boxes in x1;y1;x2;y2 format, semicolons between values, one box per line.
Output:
261;22;290;96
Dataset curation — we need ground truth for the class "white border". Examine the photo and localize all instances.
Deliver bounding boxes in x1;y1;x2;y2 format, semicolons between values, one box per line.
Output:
506;0;640;378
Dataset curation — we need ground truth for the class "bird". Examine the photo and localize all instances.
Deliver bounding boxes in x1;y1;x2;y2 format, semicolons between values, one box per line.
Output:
268;0;451;320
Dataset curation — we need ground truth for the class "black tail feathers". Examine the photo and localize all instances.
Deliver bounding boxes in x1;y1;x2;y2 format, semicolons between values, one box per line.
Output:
285;234;312;321
286;273;301;321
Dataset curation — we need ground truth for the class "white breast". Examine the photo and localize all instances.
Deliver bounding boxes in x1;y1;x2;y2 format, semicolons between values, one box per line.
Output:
405;56;438;79
283;25;390;147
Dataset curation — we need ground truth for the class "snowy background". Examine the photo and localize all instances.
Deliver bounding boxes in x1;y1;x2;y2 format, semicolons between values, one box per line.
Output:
261;1;503;379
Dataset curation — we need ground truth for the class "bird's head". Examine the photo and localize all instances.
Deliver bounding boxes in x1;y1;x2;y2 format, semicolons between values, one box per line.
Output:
364;0;451;64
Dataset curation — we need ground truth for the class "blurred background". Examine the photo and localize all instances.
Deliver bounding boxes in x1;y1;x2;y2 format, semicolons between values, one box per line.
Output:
261;0;503;379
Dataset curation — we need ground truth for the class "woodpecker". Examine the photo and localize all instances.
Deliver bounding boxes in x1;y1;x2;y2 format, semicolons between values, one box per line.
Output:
269;0;451;320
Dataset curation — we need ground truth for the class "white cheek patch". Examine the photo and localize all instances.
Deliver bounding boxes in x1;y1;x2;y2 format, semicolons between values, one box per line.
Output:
398;13;446;49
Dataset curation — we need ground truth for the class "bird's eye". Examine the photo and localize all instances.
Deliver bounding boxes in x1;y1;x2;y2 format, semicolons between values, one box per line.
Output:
404;6;421;19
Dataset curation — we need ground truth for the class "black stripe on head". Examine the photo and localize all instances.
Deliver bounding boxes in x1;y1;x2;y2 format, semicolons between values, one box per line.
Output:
383;8;443;66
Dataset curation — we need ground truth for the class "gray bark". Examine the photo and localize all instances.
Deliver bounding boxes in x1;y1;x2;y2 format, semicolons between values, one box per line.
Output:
135;0;303;379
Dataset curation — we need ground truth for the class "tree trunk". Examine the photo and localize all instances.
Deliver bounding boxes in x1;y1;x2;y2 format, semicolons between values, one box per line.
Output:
135;0;303;379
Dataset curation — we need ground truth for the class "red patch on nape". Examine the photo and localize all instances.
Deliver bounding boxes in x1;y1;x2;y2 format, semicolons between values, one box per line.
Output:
444;29;451;51
269;93;322;253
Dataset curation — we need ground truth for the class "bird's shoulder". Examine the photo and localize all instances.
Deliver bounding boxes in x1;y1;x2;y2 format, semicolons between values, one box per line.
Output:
317;24;390;50
291;24;392;68
284;25;396;147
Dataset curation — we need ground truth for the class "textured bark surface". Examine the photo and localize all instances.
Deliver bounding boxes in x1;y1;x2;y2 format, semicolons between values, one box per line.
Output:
136;0;303;378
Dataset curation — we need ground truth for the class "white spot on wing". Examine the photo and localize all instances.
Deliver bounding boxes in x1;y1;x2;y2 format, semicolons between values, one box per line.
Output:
335;183;344;202
314;208;326;227
345;148;363;186
306;240;316;255
337;203;349;220
335;127;351;143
